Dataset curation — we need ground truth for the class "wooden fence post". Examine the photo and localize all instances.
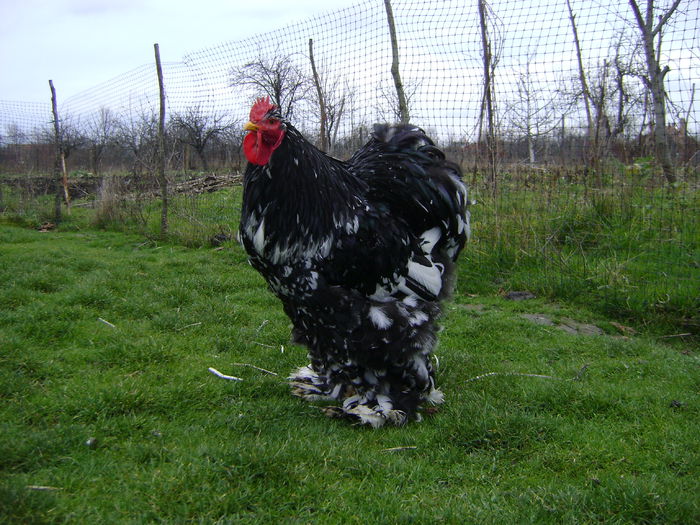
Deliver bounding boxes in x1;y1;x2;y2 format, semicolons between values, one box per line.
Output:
154;43;168;238
477;0;498;198
384;0;410;124
49;80;70;222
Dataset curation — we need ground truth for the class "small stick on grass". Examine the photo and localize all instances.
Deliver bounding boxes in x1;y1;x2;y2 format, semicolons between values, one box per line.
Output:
465;371;563;383
231;363;279;376
176;322;202;332
208;367;243;381
98;318;116;329
657;333;692;339
26;485;62;491
382;446;417;452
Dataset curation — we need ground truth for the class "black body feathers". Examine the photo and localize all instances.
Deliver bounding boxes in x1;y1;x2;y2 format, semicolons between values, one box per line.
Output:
240;121;469;427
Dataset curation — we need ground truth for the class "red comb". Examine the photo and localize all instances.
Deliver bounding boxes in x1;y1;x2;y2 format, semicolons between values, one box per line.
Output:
250;96;277;121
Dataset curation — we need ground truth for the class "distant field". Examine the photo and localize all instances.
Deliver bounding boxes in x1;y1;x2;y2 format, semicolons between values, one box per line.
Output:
1;224;698;523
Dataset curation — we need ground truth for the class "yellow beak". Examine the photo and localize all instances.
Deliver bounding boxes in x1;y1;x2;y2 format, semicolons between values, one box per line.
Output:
244;121;259;132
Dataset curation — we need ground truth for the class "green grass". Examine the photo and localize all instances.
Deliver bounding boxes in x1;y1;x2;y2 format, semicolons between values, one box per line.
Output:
1;224;698;523
464;182;699;334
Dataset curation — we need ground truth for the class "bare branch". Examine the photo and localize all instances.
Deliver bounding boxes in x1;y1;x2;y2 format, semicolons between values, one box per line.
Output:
308;39;328;151
651;0;682;37
628;0;647;31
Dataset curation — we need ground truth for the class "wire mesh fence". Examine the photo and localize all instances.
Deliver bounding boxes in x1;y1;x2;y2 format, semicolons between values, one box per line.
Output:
0;0;698;331
2;0;698;171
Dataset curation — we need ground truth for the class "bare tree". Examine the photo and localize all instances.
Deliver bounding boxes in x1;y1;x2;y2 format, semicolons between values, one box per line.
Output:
505;56;571;165
115;108;160;176
323;81;350;154
209;124;246;171
303;38;352;153
231;52;309;120
5;124;27;146
609;32;644;141
39;115;86;164
171;105;235;170
85;107;117;174
588;60;613;171
375;78;419;124
628;0;682;183
582;34;648;165
670;84;696;164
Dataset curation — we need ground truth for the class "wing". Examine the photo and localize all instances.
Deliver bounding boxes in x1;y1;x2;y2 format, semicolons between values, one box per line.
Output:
345;124;470;301
322;201;415;297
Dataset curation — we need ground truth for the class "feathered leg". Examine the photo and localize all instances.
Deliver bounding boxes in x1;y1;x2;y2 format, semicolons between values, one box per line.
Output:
286;291;445;427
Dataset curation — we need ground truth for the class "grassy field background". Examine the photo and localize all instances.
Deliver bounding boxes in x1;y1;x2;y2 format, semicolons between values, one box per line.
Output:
1;220;698;523
3;172;697;335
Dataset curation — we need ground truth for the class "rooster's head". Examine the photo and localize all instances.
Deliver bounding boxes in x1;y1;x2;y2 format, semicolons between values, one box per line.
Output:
243;97;286;165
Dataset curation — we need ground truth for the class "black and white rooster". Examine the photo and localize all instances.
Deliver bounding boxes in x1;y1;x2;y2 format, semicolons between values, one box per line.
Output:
239;97;469;427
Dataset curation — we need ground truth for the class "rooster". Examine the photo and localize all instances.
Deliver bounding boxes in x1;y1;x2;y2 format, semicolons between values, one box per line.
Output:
239;97;469;427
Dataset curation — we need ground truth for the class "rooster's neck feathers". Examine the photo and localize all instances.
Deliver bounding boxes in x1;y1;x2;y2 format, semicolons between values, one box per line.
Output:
241;124;366;265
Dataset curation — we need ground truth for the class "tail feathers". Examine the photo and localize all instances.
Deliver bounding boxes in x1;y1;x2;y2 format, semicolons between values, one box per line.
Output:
371;123;435;151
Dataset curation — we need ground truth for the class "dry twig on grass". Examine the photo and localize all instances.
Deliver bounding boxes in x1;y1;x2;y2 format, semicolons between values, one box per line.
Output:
97;317;116;329
208;367;243;381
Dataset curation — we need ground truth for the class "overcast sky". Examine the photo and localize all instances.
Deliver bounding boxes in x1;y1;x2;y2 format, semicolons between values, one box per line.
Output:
0;0;355;103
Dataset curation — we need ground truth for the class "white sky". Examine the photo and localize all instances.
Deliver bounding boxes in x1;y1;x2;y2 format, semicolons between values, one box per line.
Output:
0;0;356;103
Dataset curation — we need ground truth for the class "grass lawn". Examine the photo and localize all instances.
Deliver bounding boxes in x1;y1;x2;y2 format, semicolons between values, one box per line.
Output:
1;224;698;523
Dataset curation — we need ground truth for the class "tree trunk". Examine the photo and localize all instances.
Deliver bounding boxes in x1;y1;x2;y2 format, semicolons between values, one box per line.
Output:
196;147;209;171
566;0;595;172
629;0;680;184
644;56;674;182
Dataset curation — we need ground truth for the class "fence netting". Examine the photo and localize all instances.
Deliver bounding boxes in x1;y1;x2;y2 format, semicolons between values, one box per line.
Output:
0;0;698;331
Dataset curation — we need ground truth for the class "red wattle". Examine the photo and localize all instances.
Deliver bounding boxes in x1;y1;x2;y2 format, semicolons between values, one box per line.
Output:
244;131;272;165
243;129;284;166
